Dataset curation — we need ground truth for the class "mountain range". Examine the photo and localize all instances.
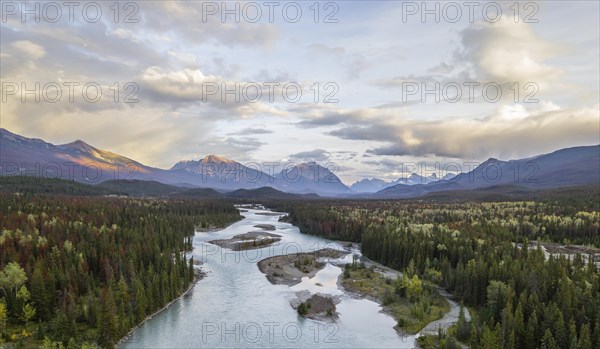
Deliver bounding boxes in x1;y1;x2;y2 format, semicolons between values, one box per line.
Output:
1;128;598;198
373;145;600;198
0;128;350;195
349;173;455;193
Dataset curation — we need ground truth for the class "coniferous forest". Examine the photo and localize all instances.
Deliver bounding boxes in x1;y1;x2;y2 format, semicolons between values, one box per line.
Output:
0;192;240;347
270;194;600;349
1;179;599;348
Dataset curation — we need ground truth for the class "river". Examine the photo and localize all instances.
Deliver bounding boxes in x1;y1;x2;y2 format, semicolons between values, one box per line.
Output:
119;207;418;348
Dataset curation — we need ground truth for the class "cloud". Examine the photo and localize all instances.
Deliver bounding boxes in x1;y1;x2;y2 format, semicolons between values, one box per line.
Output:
139;1;280;48
329;124;398;142
228;127;274;135
11;40;45;60
289;149;330;162
346;54;369;79
287;149;358;171
372;17;566;103
292;100;599;161
196;137;266;162
308;43;345;57
138;66;288;117
351;104;600;160
457;17;563;85
297;108;381;128
306;43;368;79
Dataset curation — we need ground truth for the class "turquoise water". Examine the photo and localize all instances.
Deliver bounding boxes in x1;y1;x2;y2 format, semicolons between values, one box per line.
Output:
119;208;415;348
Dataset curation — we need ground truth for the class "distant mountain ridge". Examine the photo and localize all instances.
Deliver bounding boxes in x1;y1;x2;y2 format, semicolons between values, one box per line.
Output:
350;173;449;193
373;145;600;198
1;128;598;198
350;178;390;193
0;128;348;195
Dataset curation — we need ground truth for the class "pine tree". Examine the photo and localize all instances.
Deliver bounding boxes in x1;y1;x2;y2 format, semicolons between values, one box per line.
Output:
133;278;147;323
513;302;525;348
541;329;559;349
568;319;578;349
188;258;195;284
480;324;501;349
577;323;592;349
501;301;515;349
30;266;49;320
469;317;479;349
592;315;600;349
456;305;469;341
98;288;117;347
0;302;7;335
554;313;567;349
525;311;539;349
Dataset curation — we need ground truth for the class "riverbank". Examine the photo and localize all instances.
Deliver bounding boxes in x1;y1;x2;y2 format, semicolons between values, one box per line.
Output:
116;219;243;347
334;243;469;340
338;263;450;335
114;269;205;347
196;217;243;233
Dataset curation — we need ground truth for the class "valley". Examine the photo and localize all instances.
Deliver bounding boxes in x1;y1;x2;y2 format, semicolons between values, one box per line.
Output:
0;177;598;348
2;2;598;348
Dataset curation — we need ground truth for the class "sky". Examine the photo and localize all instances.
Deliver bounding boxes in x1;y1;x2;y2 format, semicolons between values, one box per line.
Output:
1;0;599;184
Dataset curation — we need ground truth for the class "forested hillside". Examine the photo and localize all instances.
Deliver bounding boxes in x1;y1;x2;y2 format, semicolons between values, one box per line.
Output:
0;194;240;347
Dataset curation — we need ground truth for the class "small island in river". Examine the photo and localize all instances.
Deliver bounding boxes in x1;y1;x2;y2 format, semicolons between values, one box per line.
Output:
257;248;349;286
209;231;281;251
291;292;339;321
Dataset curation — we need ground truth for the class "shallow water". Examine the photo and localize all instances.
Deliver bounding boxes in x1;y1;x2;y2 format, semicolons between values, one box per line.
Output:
120;208;416;348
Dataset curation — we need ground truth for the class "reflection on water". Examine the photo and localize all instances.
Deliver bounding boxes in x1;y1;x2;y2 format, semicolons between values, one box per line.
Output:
120;208;415;348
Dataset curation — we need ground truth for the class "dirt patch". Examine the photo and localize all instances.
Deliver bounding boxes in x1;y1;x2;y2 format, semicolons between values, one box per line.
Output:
257;248;349;286
210;231;281;251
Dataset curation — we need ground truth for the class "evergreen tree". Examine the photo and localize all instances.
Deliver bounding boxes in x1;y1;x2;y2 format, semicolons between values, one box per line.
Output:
541;329;559;349
577;323;592;349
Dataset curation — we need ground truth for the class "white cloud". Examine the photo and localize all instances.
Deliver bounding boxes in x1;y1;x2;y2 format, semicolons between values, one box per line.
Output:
11;40;46;60
458;17;564;85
